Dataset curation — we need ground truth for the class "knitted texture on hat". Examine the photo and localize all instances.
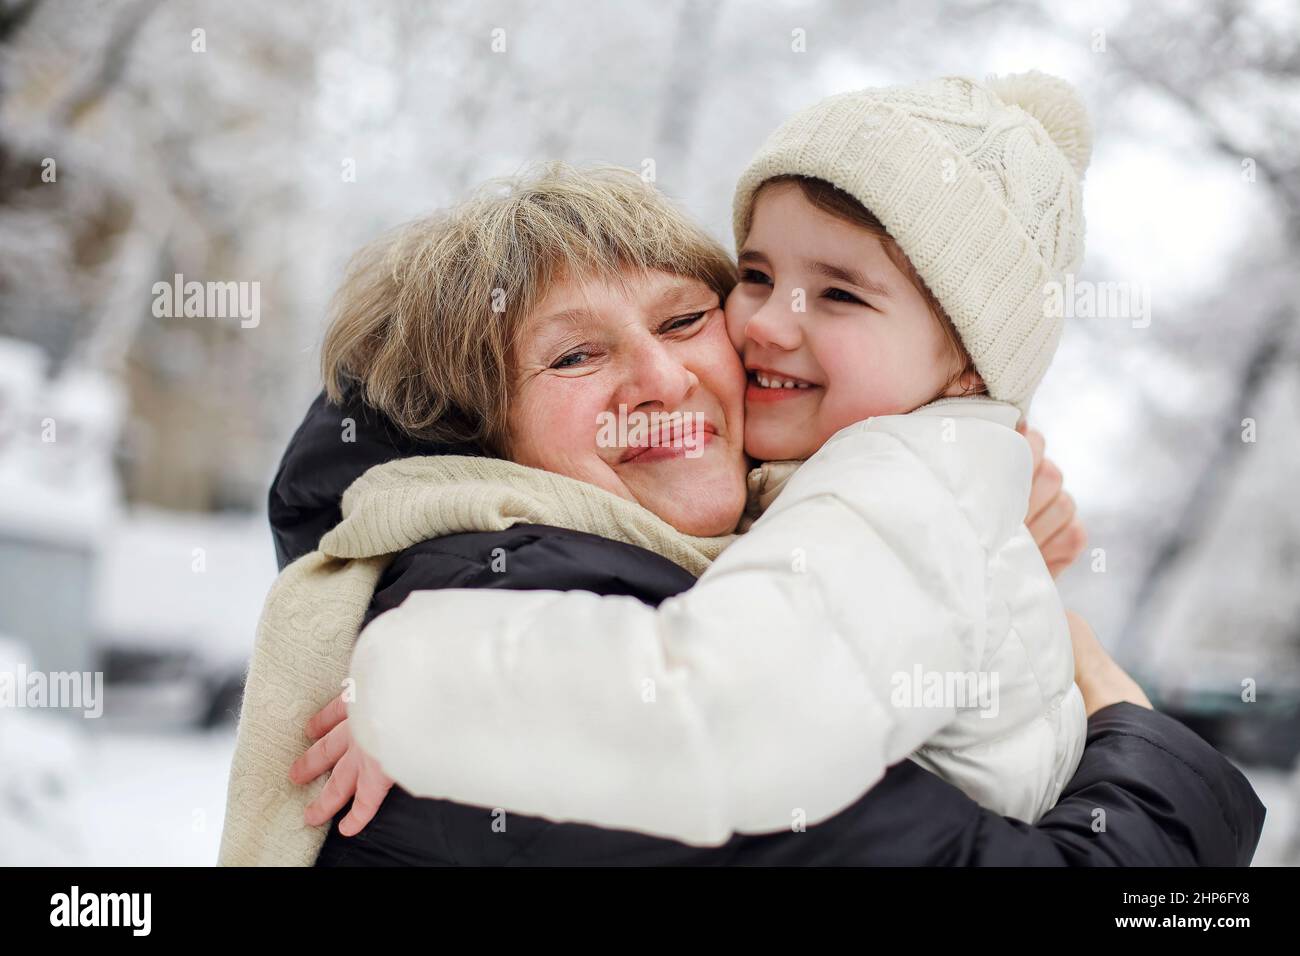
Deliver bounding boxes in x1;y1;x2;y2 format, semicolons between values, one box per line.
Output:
732;72;1091;415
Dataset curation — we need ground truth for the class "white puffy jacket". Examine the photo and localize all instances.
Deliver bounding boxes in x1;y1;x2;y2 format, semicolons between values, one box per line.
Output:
348;396;1087;845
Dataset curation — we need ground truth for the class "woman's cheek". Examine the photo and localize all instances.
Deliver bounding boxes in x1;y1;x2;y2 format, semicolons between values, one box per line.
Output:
697;317;747;404
547;381;603;449
513;379;594;467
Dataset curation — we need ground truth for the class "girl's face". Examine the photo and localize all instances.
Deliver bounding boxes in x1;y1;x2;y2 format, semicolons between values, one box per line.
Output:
725;181;965;462
509;268;749;537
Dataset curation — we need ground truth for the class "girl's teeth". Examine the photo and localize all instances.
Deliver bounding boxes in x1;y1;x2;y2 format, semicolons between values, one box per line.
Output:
756;373;810;389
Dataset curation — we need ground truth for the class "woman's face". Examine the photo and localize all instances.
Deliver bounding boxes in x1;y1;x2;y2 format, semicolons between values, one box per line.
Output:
508;268;749;536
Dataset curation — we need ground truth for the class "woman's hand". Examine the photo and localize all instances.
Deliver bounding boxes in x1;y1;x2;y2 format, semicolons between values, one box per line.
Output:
288;692;394;836
1066;611;1153;717
1019;423;1088;578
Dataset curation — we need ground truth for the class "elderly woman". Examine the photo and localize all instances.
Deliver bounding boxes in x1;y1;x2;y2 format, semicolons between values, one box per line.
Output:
218;164;1263;866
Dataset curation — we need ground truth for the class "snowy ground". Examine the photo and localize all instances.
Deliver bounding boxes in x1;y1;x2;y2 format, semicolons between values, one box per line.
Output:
57;725;236;867
0;714;235;867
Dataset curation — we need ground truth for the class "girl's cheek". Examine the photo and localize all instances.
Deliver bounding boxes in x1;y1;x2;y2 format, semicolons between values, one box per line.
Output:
717;314;748;377
723;294;750;352
821;352;884;419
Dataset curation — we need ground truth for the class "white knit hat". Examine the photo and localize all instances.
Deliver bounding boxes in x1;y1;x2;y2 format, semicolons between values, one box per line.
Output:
732;72;1092;416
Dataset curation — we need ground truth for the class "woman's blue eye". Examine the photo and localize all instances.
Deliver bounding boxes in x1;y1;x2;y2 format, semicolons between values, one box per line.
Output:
825;287;865;305
552;350;588;369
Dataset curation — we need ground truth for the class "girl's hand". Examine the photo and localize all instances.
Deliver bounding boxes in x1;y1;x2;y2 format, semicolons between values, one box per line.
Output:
288;692;394;836
1066;611;1153;717
1019;423;1088;578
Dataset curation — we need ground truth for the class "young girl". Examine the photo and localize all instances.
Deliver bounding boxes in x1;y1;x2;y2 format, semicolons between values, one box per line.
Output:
243;73;1095;857
724;70;1094;819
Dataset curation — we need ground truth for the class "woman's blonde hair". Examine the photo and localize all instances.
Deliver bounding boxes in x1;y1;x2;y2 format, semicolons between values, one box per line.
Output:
322;162;737;455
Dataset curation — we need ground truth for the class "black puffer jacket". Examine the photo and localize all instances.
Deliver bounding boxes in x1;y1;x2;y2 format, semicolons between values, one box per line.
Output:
270;391;1265;866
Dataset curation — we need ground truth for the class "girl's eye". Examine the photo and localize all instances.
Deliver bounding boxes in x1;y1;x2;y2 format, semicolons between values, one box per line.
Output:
659;311;707;334
740;268;772;286
824;287;866;305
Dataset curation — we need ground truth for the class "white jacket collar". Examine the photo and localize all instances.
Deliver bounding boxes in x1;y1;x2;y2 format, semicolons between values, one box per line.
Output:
741;396;1030;539
910;396;1022;430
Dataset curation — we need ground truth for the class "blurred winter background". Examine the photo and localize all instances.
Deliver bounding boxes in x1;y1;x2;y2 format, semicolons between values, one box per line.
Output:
0;0;1296;865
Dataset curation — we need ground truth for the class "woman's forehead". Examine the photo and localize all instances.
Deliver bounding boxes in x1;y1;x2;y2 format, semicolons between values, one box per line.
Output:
527;269;716;326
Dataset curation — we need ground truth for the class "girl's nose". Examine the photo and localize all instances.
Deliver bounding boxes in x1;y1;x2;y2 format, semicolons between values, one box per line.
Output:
744;295;803;351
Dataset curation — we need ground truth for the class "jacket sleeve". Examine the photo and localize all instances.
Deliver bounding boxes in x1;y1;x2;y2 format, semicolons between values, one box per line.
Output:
705;702;1265;865
347;420;989;845
904;702;1266;865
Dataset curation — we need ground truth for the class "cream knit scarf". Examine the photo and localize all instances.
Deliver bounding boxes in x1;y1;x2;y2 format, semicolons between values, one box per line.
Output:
217;455;734;866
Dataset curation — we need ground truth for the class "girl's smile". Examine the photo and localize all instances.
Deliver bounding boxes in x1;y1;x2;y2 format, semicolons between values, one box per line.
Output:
745;365;823;403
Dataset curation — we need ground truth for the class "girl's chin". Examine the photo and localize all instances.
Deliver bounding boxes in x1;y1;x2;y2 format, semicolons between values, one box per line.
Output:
743;430;813;463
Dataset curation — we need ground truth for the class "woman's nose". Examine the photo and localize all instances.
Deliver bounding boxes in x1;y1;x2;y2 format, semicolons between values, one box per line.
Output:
621;338;696;409
744;295;802;351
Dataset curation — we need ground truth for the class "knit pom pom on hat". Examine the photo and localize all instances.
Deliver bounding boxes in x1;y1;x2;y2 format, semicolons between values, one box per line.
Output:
985;70;1093;177
731;71;1091;417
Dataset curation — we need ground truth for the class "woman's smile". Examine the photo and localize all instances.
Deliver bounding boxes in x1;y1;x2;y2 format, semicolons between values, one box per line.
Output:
616;418;717;464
